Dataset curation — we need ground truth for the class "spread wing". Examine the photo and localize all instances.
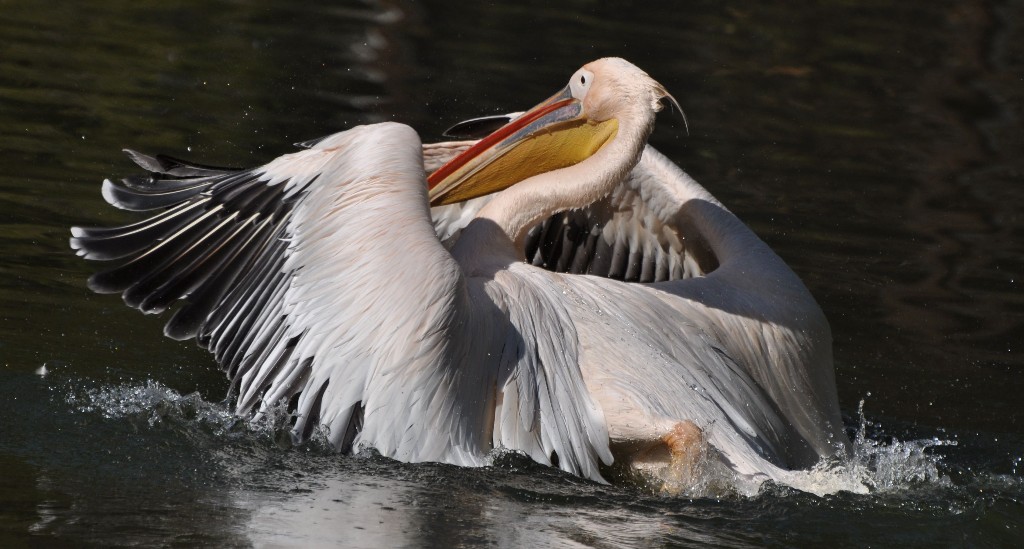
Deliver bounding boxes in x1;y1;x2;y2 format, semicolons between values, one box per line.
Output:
435;114;716;281
430;138;846;467
71;125;614;480
71;127;420;446
428;144;721;281
522;145;721;282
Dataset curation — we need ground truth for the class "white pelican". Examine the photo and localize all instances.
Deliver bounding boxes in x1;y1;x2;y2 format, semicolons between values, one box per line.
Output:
71;58;849;490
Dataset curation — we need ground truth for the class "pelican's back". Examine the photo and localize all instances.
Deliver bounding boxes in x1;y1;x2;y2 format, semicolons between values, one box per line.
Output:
436;144;849;467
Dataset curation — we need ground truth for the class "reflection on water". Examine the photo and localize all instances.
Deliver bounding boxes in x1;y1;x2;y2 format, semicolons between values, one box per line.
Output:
1;0;1022;546
36;377;1010;547
872;0;1024;424
11;376;1018;547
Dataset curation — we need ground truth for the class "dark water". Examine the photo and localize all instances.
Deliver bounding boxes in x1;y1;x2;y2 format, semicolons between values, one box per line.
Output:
2;0;1022;546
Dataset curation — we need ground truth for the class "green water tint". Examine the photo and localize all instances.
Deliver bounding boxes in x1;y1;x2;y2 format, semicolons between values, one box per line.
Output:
2;0;1022;546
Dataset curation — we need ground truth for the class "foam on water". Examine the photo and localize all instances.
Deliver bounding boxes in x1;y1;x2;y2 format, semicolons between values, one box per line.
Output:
64;378;341;454
70;380;234;427
67;379;280;442
67;382;957;499
768;398;954;497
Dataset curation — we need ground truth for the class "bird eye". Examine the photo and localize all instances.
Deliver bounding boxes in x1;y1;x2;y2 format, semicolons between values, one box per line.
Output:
569;69;594;100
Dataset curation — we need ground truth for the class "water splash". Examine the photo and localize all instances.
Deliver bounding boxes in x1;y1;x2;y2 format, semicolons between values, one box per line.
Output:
846;399;954;492
67;379;288;441
64;382;958;499
774;398;954;497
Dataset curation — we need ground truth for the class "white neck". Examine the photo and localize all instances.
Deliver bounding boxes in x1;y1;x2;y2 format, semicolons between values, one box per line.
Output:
475;115;653;250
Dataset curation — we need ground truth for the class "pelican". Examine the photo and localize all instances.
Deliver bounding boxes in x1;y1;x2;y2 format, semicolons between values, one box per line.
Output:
70;58;849;491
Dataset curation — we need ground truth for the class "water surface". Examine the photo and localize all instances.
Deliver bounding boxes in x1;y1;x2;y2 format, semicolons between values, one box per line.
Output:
2;0;1022;546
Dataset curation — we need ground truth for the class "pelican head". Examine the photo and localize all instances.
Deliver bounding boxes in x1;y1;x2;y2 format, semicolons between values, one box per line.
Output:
428;58;677;206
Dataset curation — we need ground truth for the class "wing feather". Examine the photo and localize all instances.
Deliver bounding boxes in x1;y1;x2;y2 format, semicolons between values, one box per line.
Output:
431;144;721;284
73;125;598;470
73;125;621;482
450;226;614;482
70;135;339;430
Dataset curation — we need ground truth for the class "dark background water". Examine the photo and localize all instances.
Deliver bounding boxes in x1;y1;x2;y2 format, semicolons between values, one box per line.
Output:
2;0;1022;546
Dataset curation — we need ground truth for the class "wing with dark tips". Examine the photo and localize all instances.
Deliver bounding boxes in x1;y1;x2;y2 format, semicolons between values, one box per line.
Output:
70;134;345;431
427;140;721;280
71;151;299;331
519;145;719;282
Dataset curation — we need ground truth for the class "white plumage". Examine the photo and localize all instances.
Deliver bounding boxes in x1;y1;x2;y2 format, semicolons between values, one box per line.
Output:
71;58;849;490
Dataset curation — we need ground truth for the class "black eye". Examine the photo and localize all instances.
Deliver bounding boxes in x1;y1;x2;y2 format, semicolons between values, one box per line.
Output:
580;75;586;85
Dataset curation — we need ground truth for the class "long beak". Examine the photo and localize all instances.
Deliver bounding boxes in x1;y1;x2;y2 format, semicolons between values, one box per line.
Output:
427;85;618;206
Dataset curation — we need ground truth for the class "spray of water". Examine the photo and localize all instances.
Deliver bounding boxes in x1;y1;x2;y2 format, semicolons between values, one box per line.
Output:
766;398;954;497
65;379;298;444
67;382;956;498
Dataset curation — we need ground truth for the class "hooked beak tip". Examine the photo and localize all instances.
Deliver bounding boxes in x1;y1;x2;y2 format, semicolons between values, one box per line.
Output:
660;91;689;137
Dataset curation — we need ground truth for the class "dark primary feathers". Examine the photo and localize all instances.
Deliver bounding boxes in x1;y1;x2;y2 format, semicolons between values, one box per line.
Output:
70;140;716;439
522;187;718;283
70;149;312;410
